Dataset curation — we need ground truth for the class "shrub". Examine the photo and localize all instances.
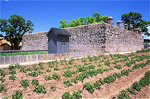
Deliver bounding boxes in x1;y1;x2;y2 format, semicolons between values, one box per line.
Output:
12;91;22;99
83;82;94;93
71;78;78;84
27;67;34;71
72;90;82;99
33;84;46;94
88;65;95;69
97;64;102;67
46;69;51;72
104;60;110;66
118;90;130;99
9;74;16;80
31;79;39;86
50;84;56;91
9;70;16;75
0;77;6;82
68;58;74;65
45;75;52;80
121;69;132;76
20;79;30;88
81;57;87;63
77;66;88;72
64;80;72;87
127;88;136;95
62;92;72;99
0;69;6;77
54;66;60;71
103;74;116;84
0;84;7;93
132;81;142;91
114;65;122;69
94;81;101;89
63;70;73;77
52;73;60;80
19;67;27;73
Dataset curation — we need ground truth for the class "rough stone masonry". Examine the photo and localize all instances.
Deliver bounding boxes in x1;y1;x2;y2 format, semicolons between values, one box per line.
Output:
22;17;144;54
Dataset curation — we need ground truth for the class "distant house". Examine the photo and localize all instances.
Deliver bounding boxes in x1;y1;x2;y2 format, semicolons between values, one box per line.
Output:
0;37;22;50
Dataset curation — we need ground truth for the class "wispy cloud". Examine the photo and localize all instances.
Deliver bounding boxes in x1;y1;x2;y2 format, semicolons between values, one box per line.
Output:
5;0;9;1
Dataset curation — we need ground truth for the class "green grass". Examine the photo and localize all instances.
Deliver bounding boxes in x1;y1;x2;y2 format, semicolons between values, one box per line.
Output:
0;51;48;56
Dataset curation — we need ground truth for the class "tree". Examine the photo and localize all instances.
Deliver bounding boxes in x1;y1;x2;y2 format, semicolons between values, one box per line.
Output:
0;14;34;50
59;20;69;28
121;12;150;35
92;12;101;23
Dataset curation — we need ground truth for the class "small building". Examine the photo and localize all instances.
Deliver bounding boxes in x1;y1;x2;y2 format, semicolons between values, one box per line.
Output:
47;28;71;54
0;37;22;50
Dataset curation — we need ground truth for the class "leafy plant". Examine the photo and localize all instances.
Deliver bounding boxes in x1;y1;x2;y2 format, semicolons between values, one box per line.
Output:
103;74;116;84
132;81;142;91
45;75;52;80
127;87;136;95
12;91;22;99
68;58;74;65
20;79;30;88
94;81;101;89
63;70;73;77
114;65;122;69
62;92;72;99
31;79;39;86
9;70;16;75
52;73;60;80
0;69;6;77
121;69;132;76
33;84;46;94
0;84;7;93
118;90;130;99
50;84;56;91
9;74;16;80
19;67;27;73
104;60;110;66
0;77;6;82
39;62;44;70
46;69;51;72
97;64;102;67
81;57;87;62
54;66;60;71
71;78;78;84
27;67;34;71
88;65;95;69
83;82;94;93
72;90;82;99
64;80;72;87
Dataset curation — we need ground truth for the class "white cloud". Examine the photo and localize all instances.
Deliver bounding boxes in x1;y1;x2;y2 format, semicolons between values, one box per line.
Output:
5;0;9;1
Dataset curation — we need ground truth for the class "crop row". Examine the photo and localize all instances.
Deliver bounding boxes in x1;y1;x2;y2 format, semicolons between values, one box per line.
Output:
118;70;150;99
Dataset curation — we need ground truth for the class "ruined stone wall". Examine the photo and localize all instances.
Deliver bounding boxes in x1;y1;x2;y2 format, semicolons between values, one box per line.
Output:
104;24;144;53
22;23;144;53
65;23;106;53
22;31;48;50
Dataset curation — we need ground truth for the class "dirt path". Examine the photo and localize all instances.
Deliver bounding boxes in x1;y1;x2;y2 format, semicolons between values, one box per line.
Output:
81;64;150;98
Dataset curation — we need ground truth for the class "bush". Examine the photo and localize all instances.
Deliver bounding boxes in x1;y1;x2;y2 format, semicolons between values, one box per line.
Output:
114;65;122;69
64;80;72;87
33;84;46;94
12;91;22;99
132;81;142;91
118;90;130;99
45;75;52;80
94;81;101;89
0;77;6;82
127;88;136;95
20;79;30;88
72;90;82;99
88;65;95;69
31;79;39;86
62;92;72;99
104;60;110;66
63;70;73;77
0;84;7;93
9;74;16;80
0;69;6;77
52;73;60;80
54;66;60;71
50;84;56;91
46;69;51;72
83;82;94;93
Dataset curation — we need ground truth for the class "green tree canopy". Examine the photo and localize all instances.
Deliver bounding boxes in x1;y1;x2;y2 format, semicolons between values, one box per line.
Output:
59;12;108;28
121;11;150;35
0;14;34;50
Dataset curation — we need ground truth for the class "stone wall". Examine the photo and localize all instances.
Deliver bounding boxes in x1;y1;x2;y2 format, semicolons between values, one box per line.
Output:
22;23;144;53
22;31;48;50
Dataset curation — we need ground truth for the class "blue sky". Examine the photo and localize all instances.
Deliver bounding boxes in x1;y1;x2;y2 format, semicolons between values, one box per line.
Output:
0;0;150;39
